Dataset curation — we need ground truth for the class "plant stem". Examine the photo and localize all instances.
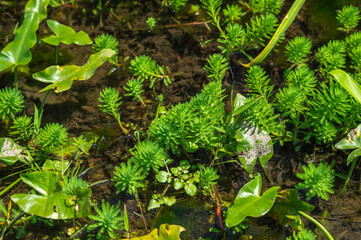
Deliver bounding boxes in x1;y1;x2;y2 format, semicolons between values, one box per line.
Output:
299;211;334;240
260;162;273;185
241;0;307;67
14;66;18;90
339;158;358;194
0;178;21;198
0;211;26;239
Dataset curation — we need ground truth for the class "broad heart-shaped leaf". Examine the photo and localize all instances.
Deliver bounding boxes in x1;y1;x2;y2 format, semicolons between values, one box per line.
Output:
330;69;361;105
0;0;49;71
33;49;115;92
0;137;27;165
121;224;185;240
225;175;280;227
11;171;91;219
335;125;361;150
42;20;92;46
268;189;314;230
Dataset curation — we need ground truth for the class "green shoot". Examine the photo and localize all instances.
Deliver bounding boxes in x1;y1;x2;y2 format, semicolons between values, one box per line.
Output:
295;161;335;201
146;17;156;30
112;162;147;198
37;123;68;151
200;0;223;33
129;55;172;88
285;36;312;67
124;78;145;105
223;5;244;23
88;201;124;239
204;53;229;82
336;5;361;32
98;87;128;135
0;87;24;120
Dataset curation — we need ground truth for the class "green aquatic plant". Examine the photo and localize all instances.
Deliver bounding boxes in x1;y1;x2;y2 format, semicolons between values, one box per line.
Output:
203;53;229;82
247;0;284;14
163;0;188;11
146;17;156;30
0;87;24;120
10;115;34;141
88;201;124;240
37;123;68;151
218;23;246;57
112;162;147;197
129;55;172;88
285;36;312;67
316;40;346;73
223;4;243;23
92;33;119;65
62;176;89;196
98;87;128;135
124;224;185;240
200;0;223;33
345;31;361;51
198;166;219;195
246;13;278;47
124;78;145;105
287;229;316;240
295;161;335;201
130;140;168;172
245;65;274;98
336;5;361;32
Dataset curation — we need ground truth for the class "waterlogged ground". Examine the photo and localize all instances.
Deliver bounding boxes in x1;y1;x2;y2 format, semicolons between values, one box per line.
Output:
1;0;361;239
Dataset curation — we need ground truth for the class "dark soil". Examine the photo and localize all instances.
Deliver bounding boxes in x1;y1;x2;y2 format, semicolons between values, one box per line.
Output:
1;0;361;239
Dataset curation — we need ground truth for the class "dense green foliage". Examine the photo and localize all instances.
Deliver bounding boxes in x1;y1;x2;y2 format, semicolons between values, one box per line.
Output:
0;87;24;120
296;162;335;201
92;33;119;65
37;123;68;151
112;162;147;196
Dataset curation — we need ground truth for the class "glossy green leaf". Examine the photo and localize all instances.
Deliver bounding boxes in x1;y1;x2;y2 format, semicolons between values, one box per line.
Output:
0;0;50;71
184;183;197;196
33;49;115;92
0;137;27;165
148;199;161;211
42;20;92;46
330;69;361;105
225;175;280;227
156;171;169;183
11;171;91;219
268;189;314;230
163;196;176;206
121;224;185;240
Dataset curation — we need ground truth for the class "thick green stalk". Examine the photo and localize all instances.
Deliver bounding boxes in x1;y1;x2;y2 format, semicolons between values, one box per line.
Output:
241;0;306;67
14;66;18;90
299;211;334;240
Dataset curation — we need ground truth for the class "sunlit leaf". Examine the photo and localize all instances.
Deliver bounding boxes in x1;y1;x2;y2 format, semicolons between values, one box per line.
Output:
121;224;185;240
330;69;361;105
33;49;115;92
0;0;50;71
225;175;279;227
42;20;92;46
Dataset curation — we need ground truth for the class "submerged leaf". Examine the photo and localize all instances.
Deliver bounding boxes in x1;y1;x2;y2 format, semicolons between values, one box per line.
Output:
268;189;314;229
33;49;115;92
0;0;50;71
225;175;279;227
